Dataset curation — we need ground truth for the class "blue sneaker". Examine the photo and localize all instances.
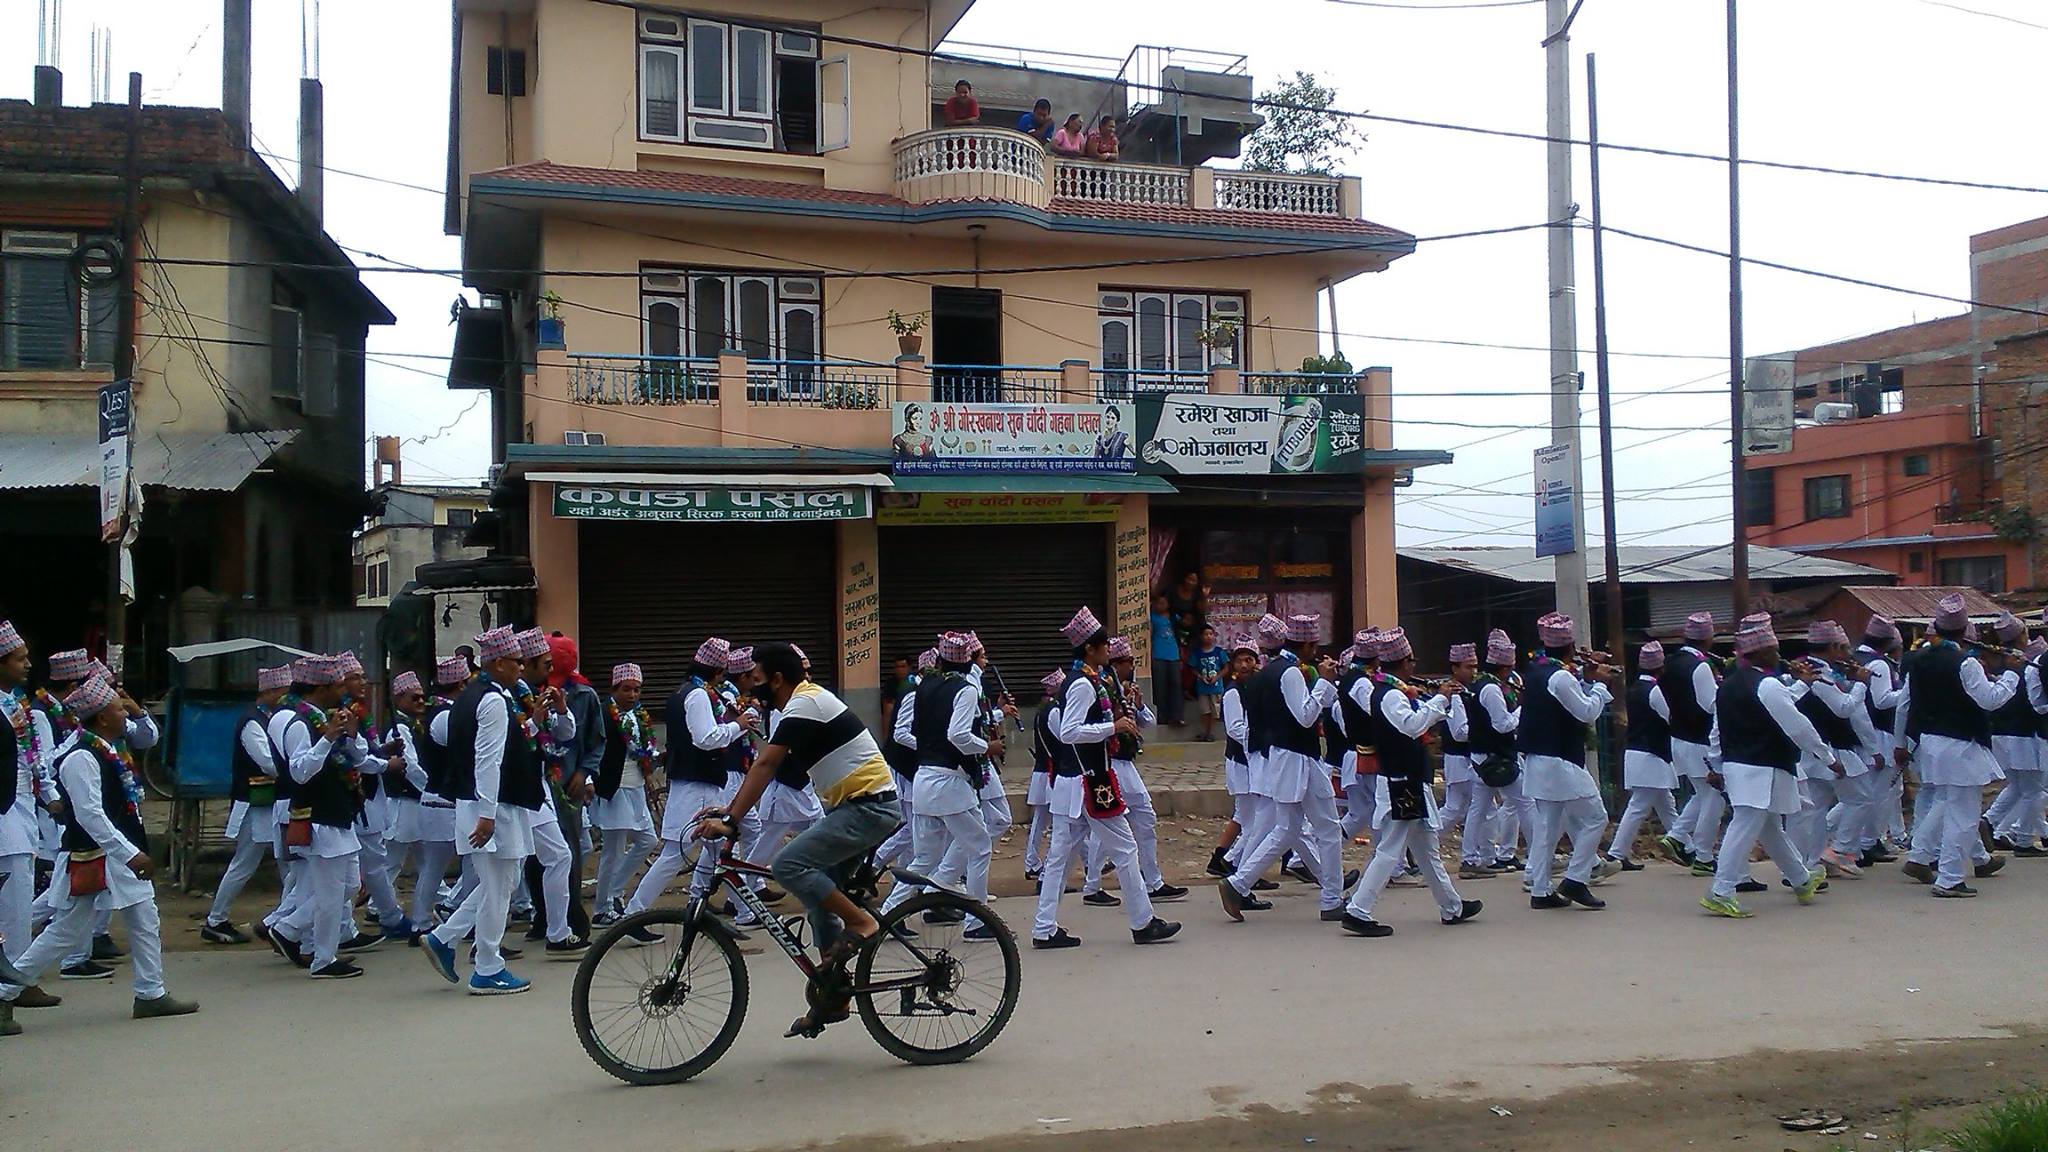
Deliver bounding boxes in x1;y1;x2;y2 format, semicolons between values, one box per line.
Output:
381;917;417;945
422;933;460;985
467;968;530;996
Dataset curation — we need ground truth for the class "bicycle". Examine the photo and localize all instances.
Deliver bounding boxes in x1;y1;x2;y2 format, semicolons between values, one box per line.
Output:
571;843;1022;1085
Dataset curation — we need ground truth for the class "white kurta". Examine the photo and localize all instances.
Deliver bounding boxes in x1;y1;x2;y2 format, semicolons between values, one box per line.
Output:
283;714;363;860
1221;686;1251;796
1912;655;2018;789
1670;649;1720;778
1051;675;1113;821
441;684;534;859
1469;678;1520;774
1441;693;1474;785
45;745;154;911
895;677;987;819
1798;674;1867;781
1264;658;1338;805
1713;669;1831;814
1521;668;1609;803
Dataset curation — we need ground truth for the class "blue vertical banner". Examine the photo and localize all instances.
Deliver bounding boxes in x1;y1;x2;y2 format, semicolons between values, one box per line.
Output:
1533;443;1577;559
97;378;131;543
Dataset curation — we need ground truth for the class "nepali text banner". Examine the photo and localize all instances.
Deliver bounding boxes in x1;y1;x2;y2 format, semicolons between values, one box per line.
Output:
553;485;873;522
875;492;1124;526
890;401;1136;474
1134;394;1365;475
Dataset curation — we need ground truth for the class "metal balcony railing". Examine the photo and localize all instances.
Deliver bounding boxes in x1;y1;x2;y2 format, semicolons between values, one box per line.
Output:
567;354;717;405
1240;371;1360;396
743;361;895;408
929;365;1065;405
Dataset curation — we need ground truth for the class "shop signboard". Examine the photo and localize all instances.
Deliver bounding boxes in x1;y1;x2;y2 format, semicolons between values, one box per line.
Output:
1205;592;1270;652
1533;443;1578;558
1133;394;1366;475
553;484;872;522
889;401;1136;474
875;492;1123;526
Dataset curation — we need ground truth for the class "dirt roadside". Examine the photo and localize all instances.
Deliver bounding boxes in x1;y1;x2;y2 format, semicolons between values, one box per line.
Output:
823;1030;2048;1152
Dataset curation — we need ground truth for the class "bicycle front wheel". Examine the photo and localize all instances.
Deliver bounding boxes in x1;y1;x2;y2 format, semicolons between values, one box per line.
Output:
571;907;749;1085
855;891;1020;1066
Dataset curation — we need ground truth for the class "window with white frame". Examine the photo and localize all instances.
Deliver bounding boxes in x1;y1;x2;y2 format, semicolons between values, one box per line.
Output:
638;12;848;153
1098;290;1245;392
0;230;118;371
642;269;823;383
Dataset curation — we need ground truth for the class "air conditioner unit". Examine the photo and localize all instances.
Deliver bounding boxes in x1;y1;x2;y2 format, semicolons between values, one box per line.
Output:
1812;402;1857;424
564;430;607;446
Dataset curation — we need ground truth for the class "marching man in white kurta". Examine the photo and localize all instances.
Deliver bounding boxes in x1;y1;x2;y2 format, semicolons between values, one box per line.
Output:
590;662;662;925
1898;594;2019;898
272;655;369;979
1517;612;1622;911
1980;616;2045;855
1466;629;1527;874
0;677;199;1033
1982;636;2048;855
1437;641;1483;854
199;664;292;944
1209;641;1265;880
1700;613;1830;918
1849;616;1908;864
1082;636;1187;905
1786;620;1877;880
1602;642;1677;871
1661;612;1724;871
887;631;1000;938
624;637;751;933
0;620;64;1016
383;664;461;937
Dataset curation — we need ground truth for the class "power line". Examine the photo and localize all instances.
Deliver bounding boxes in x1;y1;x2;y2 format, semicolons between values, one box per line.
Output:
1909;0;2048;33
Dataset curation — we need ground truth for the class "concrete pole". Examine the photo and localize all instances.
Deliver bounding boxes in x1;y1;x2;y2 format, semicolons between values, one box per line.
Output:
1546;0;1591;643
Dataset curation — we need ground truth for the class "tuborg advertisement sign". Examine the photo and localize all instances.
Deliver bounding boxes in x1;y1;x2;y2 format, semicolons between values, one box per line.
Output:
1134;394;1366;475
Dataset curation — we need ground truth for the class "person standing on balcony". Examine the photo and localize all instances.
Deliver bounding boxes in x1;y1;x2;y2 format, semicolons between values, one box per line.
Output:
943;79;980;126
1087;116;1120;162
1016;98;1056;144
1051;113;1088;157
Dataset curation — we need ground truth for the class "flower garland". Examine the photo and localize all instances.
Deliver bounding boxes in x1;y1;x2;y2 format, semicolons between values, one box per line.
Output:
4;688;42;776
32;687;76;741
607;697;656;769
510;680;555;783
80;727;143;814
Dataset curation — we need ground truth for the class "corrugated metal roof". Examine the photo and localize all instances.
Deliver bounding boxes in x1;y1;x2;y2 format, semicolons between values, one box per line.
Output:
1832;584;2005;623
1398;544;1891;586
0;430;298;492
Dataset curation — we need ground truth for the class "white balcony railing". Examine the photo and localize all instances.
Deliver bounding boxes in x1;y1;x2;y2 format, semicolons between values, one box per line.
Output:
1052;159;1191;207
1213;171;1343;216
891;128;1050;208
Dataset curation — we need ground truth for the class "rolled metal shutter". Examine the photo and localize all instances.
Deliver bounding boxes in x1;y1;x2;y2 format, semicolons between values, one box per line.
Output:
880;525;1108;704
578;521;838;714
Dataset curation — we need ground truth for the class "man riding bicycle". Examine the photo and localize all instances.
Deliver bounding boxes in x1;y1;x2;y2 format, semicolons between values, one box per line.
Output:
692;642;903;1035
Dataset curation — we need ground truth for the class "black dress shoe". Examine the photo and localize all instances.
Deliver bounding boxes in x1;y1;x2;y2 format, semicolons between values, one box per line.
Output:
91;934;126;961
309;959;364;980
922;905;968;924
1443;899;1483;925
1319;907;1348;921
1032;928;1081;949
1493;857;1526;872
1282;862;1318;885
1341;913;1392;937
1991;835;2018;853
1736;879;1769;894
1341;868;1362;892
963;924;1001;941
1559;879;1606;909
546;937;590;959
339;931;385;954
1933;882;1979;899
1976;856;2007;878
2013;845;2048;858
622;926;663;946
1081;891;1121;907
1206;852;1234;879
1251;878;1280;891
1529;893;1570;910
1148;884;1189;903
200;920;251;945
1131;918;1181;944
1604;855;1644;872
1218;879;1246;922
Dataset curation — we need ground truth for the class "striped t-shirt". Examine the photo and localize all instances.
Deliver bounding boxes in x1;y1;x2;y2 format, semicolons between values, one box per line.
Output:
768;682;893;807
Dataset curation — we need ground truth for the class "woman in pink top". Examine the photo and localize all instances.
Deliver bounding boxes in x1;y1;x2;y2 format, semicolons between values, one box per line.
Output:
1087;116;1120;162
1050;113;1089;157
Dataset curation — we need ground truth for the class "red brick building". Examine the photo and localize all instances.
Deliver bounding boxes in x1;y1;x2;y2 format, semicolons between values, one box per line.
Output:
1743;215;2048;594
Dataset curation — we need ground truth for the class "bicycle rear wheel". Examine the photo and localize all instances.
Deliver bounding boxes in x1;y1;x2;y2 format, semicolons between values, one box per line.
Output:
571;907;749;1085
855;891;1020;1066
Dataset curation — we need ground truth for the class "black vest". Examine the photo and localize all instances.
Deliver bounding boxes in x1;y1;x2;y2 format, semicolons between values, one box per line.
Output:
1249;656;1321;759
354;708;383;801
268;710;301;805
1336;668;1376;756
384;713;424;800
293;704;360;829
1717;663;1799;772
1625;677;1673;760
664;682;730;786
1906;643;1992;748
1990;664;2038;737
595;702;632;800
717;686;749;778
1515;659;1589;765
1661;647;1715;744
1466;674;1517;760
1222;685;1249;766
1103;667;1141;762
56;740;148;856
444;679;546;810
227;705;272;802
418;701;453;797
1795;673;1859;752
912;674;977;771
1061;669;1111;779
1853;649;1899;736
0;699;19;813
1370;678;1432;783
1035;703;1082;779
1440;693;1471;758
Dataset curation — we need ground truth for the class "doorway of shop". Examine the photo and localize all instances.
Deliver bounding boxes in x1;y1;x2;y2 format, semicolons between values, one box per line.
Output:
931;286;1002;402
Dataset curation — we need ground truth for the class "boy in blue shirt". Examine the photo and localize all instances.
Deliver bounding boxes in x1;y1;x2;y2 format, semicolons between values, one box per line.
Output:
1188;625;1228;742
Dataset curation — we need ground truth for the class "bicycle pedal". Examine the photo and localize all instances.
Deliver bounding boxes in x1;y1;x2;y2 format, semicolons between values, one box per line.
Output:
783;1020;827;1040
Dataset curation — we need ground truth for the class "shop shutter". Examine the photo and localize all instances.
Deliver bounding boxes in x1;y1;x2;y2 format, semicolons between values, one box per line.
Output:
880;525;1108;704
578;521;838;714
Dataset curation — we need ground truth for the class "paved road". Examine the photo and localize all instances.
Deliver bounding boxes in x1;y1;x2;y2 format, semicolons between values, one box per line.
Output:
4;861;2043;1151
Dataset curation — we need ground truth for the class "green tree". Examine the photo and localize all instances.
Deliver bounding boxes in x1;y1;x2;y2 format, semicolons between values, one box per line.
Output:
1242;72;1363;175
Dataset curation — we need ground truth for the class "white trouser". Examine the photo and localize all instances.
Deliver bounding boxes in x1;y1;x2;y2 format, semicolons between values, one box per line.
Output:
58;906;111;969
432;853;518;977
0;852;31;964
1223;792;1256;865
264;840;304;929
1438;780;1481;839
875;787;915;868
1932;783;1987;889
755;819;813;869
3;895;165;1001
1711;806;1808;898
1790;777;1843;870
1906;782;1988;870
730;802;766;891
626;837;719;914
279;854;353;968
1228;787;1344;911
398;839;457;927
354;828;405;931
882;813;954;913
1676;782;1727;860
1607;787;1677;860
531;818;575;943
1033;813;1154;938
1528;797;1606;897
1346;819;1460;921
1340;781;1377;842
1885;763;1908;841
1024;804;1052;874
1487;779;1535;861
981;793;1013;845
933;808;994;930
1827;773;1880;857
1086;785;1161;894
597;827;659;911
450;857;479;908
206;817;275;926
1234;794;1276;869
1986;769;2046;844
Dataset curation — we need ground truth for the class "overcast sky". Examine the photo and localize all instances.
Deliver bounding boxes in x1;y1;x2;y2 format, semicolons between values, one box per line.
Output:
9;0;2047;547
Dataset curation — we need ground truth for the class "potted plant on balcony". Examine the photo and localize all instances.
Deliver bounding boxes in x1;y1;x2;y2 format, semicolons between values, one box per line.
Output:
1198;318;1240;366
537;290;567;350
888;309;928;357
